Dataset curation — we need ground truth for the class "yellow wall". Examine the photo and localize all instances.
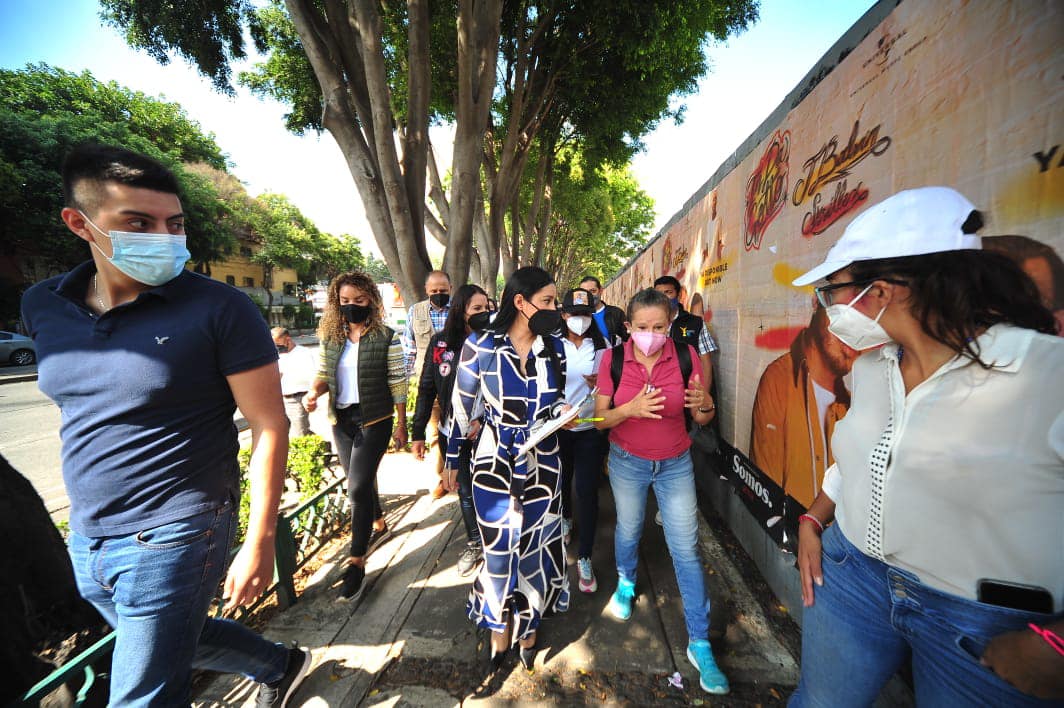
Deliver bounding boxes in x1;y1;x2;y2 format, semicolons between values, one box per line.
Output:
196;237;299;291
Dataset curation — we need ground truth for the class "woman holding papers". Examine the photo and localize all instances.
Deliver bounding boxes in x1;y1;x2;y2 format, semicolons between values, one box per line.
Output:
557;287;610;594
444;266;570;673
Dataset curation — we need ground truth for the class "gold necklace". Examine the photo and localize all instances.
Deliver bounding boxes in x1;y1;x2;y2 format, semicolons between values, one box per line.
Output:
93;273;109;312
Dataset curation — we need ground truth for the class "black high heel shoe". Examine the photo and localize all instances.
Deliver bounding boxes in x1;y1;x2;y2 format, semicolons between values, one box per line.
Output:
519;643;536;671
476;627;508;676
490;648;509;673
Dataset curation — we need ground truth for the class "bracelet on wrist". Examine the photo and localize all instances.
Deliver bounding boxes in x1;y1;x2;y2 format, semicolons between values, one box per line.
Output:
1028;624;1064;658
698;405;715;413
798;513;825;534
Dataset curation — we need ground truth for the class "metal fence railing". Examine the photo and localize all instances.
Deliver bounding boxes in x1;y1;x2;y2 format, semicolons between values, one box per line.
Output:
20;473;349;706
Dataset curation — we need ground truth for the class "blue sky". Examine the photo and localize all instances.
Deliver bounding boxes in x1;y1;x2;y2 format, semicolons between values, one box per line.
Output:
0;0;876;253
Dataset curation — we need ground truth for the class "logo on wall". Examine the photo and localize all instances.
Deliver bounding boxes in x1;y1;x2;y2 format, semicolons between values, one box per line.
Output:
662;235;690;277
862;29;908;69
744;130;791;251
792;120;890;236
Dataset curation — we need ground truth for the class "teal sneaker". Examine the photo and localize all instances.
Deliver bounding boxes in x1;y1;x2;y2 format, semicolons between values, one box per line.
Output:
687;639;730;694
607;578;636;620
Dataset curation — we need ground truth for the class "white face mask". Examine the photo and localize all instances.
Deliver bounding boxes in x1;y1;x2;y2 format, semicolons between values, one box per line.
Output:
825;283;892;350
566;315;592;336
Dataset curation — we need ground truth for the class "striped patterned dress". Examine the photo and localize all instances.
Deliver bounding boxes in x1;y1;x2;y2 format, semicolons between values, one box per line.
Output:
445;330;570;642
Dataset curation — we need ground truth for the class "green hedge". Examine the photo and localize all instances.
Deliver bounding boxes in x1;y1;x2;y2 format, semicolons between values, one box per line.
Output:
236;434;331;540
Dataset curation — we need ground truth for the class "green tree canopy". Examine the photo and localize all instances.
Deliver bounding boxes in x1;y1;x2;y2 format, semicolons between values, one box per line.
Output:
537;150;655;288
100;0;758;301
0;64;234;279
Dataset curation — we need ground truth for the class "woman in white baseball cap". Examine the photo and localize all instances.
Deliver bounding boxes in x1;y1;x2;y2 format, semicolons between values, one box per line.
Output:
788;187;1064;705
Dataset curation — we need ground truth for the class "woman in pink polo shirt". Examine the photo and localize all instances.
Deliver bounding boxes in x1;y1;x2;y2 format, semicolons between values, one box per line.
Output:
593;287;728;696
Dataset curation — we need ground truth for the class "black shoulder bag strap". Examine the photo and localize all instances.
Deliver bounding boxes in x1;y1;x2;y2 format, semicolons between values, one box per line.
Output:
543;335;565;394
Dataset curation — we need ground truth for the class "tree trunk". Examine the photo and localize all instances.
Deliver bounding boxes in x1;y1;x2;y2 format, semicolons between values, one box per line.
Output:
402;0;430;256
286;0;428;309
263;263;274;320
351;0;430;287
443;0;503;285
520;145;550;265
531;158;554;269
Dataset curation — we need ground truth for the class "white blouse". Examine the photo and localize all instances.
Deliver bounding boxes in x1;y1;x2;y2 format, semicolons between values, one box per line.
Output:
334;340;361;407
561;336;604;432
822;324;1064;611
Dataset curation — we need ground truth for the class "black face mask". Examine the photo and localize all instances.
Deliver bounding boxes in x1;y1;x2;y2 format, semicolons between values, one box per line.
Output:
429;292;450;309
468;311;493;331
276;344;289;354
526;306;562;336
340;303;371;324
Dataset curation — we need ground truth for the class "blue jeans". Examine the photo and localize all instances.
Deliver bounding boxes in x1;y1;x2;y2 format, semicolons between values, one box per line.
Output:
68;502;288;706
440;432;479;544
558;428;607;558
608;443;709;640
790;524;1063;707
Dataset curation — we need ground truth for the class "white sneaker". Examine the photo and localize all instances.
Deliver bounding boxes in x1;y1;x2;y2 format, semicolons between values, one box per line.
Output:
577;557;597;593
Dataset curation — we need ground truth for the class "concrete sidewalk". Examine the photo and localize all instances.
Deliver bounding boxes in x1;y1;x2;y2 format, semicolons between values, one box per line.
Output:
194;448;799;706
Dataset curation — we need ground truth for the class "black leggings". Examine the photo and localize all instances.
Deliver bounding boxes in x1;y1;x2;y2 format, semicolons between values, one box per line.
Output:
333;405;392;558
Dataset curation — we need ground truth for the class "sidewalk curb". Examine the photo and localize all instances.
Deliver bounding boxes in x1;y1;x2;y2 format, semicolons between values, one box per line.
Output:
0;373;37;385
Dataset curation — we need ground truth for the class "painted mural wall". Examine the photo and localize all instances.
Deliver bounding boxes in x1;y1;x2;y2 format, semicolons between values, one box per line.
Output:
604;0;1064;547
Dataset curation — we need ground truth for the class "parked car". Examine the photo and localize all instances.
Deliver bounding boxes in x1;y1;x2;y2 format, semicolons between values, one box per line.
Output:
0;331;36;366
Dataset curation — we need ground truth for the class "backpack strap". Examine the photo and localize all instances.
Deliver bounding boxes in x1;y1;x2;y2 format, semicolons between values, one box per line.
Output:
542;335;566;394
674;340;694;428
675;338;693;385
609;343;625;407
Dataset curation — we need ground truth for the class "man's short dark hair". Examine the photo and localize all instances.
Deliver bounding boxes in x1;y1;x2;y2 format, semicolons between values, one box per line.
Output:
578;275;602;289
425;270;451;284
654;275;681;292
62;143;180;214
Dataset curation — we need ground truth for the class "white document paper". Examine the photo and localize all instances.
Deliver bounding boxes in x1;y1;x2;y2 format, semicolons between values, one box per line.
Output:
516;386;598;457
516;404;581;457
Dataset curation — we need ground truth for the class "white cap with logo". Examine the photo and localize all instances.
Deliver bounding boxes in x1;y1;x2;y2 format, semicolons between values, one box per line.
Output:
792;186;982;286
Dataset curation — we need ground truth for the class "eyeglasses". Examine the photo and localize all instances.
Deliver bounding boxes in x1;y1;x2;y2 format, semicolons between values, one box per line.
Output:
814;278;907;308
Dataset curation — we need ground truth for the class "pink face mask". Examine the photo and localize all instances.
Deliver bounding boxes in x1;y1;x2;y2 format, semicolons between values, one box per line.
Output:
631;331;667;356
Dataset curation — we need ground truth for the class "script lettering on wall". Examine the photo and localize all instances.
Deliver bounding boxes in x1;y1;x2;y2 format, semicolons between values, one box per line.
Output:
744;130;791;251
792;120;890;236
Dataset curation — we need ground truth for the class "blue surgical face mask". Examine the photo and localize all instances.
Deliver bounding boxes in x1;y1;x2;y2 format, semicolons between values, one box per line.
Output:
82;212;190;286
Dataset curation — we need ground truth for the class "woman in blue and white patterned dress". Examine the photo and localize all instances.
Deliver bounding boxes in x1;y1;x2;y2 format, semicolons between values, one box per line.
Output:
443;266;570;673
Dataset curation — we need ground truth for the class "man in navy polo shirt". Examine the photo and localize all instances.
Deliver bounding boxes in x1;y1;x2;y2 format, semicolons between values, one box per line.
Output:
20;145;310;707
